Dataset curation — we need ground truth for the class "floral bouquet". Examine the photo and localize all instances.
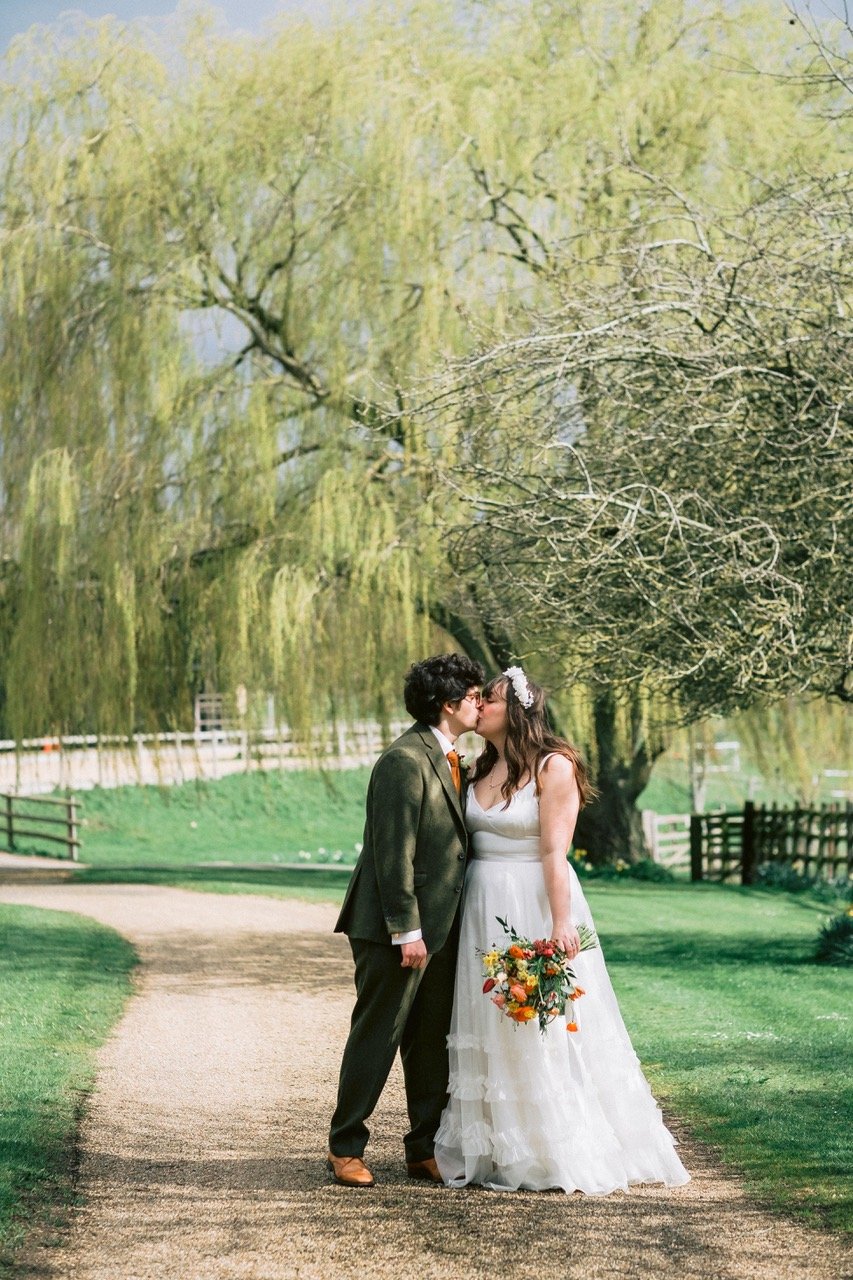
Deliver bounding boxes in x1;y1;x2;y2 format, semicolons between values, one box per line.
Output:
480;916;598;1034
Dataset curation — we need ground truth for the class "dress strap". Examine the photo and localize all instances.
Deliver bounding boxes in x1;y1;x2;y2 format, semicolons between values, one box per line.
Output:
532;752;558;793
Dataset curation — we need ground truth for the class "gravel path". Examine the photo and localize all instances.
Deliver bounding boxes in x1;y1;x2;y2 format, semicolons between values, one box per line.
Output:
0;882;848;1280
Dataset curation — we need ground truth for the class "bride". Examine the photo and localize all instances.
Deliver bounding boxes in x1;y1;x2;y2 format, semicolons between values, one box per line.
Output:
434;667;690;1194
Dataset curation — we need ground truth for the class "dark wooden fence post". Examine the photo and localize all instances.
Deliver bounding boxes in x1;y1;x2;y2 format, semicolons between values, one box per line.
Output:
4;794;14;851
690;814;703;882
741;800;757;885
66;795;80;862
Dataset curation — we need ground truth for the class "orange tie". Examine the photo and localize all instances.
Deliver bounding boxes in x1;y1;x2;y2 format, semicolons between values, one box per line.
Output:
446;750;462;796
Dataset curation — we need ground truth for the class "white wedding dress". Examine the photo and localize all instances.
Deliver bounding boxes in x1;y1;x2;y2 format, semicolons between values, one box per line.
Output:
434;769;691;1193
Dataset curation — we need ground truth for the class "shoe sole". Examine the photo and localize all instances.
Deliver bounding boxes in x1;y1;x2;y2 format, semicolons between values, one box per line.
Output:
325;1158;375;1188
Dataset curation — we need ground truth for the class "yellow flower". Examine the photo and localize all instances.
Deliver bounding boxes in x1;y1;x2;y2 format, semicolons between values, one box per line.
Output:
524;976;537;992
483;950;500;967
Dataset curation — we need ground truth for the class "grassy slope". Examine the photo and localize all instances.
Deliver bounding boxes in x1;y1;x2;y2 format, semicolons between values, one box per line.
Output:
77;769;371;866
0;904;137;1271
7;761;818;868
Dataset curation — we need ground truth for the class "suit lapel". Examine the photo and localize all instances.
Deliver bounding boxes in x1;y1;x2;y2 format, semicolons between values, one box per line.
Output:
414;723;466;833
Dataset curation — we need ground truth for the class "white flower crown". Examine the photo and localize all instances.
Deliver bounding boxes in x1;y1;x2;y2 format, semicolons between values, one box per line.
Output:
503;665;534;709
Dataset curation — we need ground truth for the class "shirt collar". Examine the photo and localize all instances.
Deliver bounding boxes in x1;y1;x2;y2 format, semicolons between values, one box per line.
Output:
429;725;456;757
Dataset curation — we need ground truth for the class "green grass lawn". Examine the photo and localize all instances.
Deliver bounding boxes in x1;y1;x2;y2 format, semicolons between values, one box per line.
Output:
582;881;852;1234
0;904;137;1271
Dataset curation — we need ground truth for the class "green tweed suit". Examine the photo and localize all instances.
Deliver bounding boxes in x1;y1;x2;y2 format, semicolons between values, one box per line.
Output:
329;722;468;1162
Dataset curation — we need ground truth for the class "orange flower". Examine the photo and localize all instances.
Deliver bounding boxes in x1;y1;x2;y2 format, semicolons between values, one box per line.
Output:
509;983;528;1004
508;945;525;959
512;1007;537;1022
566;1022;578;1033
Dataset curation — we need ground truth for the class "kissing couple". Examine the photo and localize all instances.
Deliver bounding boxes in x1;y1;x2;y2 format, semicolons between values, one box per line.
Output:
327;653;690;1193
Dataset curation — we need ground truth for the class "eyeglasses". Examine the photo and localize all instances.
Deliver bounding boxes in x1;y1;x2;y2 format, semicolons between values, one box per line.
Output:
460;691;482;704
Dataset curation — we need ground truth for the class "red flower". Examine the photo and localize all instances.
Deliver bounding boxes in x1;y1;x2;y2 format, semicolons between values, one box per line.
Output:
482;977;497;993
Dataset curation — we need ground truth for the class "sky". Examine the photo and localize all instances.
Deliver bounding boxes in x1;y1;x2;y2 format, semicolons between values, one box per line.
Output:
0;0;846;52
0;0;334;52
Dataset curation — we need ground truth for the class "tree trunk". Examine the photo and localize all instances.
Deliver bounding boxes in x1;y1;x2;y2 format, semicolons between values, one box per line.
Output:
572;688;663;863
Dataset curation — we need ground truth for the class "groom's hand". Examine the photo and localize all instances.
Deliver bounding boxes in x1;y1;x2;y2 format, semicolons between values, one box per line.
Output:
400;939;429;969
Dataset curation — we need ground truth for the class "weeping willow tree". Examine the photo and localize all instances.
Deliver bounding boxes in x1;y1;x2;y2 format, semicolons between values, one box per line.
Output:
732;699;853;806
0;0;839;842
0;2;483;739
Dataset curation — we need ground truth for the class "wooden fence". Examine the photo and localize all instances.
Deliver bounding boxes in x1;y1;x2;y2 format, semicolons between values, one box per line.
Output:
690;800;852;885
1;793;81;861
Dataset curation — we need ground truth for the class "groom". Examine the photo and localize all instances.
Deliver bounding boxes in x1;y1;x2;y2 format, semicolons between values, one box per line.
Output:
327;653;484;1187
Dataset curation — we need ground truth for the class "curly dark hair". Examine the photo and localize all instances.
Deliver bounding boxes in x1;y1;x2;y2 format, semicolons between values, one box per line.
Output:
403;653;485;725
471;671;596;808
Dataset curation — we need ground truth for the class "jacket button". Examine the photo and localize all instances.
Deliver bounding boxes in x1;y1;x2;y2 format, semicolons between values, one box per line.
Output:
457;853;464;861
455;884;463;893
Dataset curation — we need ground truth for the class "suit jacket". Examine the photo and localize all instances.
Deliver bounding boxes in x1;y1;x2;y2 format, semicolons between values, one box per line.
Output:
334;722;469;953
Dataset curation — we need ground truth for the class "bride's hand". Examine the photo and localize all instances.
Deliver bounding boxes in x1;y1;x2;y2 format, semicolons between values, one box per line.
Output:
551;923;581;959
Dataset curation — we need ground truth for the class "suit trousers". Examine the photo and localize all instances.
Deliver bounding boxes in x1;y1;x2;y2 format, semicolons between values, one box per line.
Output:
328;916;459;1163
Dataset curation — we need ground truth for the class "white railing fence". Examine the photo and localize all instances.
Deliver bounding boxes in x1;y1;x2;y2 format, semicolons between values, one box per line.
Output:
641;811;691;869
0;722;411;795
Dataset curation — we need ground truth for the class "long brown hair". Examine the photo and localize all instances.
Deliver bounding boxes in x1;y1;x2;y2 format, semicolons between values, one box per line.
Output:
471;673;596;809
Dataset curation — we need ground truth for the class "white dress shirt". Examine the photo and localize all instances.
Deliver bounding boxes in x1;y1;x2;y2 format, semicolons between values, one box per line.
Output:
391;725;457;946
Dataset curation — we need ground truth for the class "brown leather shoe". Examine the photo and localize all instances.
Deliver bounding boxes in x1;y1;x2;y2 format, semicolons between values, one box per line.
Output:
326;1152;375;1187
406;1156;443;1183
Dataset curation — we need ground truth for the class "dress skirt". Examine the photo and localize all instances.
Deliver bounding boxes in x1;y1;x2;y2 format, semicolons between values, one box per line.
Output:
434;855;691;1193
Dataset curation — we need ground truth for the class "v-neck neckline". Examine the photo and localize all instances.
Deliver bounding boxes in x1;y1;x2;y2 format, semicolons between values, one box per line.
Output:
470;776;535;814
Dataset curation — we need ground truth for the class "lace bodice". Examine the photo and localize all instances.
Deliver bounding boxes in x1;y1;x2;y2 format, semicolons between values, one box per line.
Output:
466;778;541;862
